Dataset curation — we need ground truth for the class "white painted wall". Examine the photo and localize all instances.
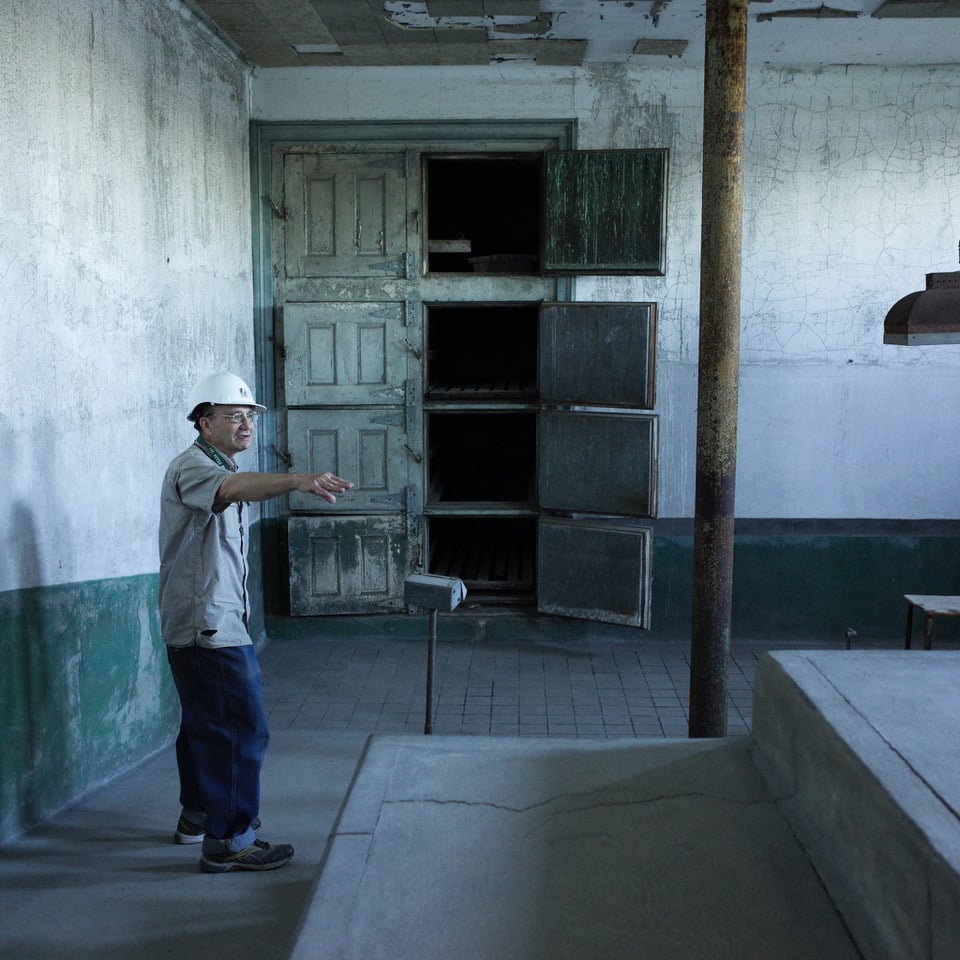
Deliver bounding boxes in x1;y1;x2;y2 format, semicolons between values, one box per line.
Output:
0;0;254;591
2;17;955;598
254;62;960;520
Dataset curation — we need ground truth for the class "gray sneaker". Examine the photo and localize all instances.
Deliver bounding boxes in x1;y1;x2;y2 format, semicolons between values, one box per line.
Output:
174;815;260;845
199;839;295;873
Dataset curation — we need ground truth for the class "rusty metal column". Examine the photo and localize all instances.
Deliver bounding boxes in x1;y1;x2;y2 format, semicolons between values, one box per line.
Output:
689;0;748;738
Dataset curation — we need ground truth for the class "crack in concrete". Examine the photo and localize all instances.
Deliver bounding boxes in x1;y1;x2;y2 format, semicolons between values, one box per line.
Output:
384;787;774;821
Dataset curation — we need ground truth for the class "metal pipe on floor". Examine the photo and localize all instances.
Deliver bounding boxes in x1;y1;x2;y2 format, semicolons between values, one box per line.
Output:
689;0;748;738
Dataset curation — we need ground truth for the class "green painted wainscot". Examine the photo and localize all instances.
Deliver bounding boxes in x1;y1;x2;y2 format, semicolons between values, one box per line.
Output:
265;522;960;646
1;575;175;842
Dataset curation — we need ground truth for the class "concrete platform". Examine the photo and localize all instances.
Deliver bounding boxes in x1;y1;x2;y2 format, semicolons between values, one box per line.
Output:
753;650;960;960
292;734;861;960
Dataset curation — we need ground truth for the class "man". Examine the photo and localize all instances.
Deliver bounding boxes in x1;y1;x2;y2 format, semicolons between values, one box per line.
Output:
159;372;352;873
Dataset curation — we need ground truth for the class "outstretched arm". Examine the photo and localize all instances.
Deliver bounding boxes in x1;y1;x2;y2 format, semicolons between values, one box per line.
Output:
215;471;353;508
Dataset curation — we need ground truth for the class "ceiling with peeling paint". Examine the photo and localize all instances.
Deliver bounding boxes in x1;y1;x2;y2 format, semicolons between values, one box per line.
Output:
183;0;960;69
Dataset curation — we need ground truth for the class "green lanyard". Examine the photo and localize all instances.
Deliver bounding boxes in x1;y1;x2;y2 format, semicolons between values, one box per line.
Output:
193;437;238;473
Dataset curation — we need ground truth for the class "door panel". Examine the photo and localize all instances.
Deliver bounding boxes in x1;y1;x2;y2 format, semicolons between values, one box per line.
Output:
288;515;409;614
286;408;411;513
540;302;656;409
537;517;652;627
539;411;657;517
543;149;668;275
283;152;408;279
283;301;408;406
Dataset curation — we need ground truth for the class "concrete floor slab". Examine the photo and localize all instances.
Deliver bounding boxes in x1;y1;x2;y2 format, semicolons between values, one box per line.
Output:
293;735;861;960
0;731;369;960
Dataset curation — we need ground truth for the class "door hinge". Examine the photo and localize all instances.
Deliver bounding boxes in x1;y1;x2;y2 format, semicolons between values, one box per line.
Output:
404;379;419;437
270;445;293;468
268;335;286;362
368;257;404;274
405;487;423;571
267;198;289;221
369;492;404;507
404;299;419;328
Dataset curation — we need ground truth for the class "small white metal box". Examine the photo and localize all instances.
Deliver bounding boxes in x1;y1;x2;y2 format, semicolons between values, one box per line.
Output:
403;574;467;612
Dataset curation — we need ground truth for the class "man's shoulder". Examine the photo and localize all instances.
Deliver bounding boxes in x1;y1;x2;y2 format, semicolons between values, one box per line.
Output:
163;444;229;491
168;443;219;469
161;444;230;516
164;444;197;474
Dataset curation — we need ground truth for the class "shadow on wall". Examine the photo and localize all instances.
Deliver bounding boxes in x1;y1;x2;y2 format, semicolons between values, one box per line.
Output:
1;503;66;838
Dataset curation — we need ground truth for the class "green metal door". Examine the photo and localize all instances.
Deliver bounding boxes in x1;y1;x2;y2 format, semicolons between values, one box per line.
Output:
282;151;409;279
537;302;658;627
282;301;410;407
542;149;668;275
275;148;419;615
287;514;411;614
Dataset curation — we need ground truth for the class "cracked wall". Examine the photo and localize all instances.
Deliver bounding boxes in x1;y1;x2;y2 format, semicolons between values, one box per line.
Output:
255;61;960;519
0;0;256;593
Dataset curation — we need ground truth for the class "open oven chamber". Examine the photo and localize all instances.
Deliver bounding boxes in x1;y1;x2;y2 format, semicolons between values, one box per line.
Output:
424;302;539;604
422;300;657;621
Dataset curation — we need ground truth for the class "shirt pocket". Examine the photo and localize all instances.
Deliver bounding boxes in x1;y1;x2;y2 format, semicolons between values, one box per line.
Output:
221;503;242;541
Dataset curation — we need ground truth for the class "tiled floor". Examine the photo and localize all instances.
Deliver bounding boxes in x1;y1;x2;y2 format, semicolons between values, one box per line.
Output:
258;636;841;739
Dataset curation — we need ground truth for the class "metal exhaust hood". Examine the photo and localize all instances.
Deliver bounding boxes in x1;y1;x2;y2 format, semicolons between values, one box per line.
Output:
884;271;960;346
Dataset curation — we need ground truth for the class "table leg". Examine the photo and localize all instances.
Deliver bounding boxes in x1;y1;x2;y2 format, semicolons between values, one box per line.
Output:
923;612;935;651
904;601;915;649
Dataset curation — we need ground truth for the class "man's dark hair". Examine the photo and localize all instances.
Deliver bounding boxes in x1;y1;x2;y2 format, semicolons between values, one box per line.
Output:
190;403;215;430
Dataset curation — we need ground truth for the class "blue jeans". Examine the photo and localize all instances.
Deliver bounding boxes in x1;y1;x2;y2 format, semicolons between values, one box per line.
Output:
166;644;269;855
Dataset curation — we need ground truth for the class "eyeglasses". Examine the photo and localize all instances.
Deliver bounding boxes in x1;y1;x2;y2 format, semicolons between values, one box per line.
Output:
209;411;260;424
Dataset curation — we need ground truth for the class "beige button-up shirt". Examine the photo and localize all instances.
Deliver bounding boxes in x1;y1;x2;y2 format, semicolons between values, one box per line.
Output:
158;443;251;649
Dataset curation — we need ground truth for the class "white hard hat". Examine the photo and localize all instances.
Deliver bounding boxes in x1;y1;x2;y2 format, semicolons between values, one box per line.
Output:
186;372;267;421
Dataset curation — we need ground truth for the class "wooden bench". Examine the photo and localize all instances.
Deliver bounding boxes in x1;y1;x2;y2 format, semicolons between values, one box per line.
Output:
903;594;960;649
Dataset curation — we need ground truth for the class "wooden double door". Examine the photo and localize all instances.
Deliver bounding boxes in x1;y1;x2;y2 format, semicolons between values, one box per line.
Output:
269;139;665;627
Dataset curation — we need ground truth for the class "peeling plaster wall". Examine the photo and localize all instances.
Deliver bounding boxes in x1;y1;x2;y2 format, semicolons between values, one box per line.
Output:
0;0;253;841
0;0;254;593
254;63;960;520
